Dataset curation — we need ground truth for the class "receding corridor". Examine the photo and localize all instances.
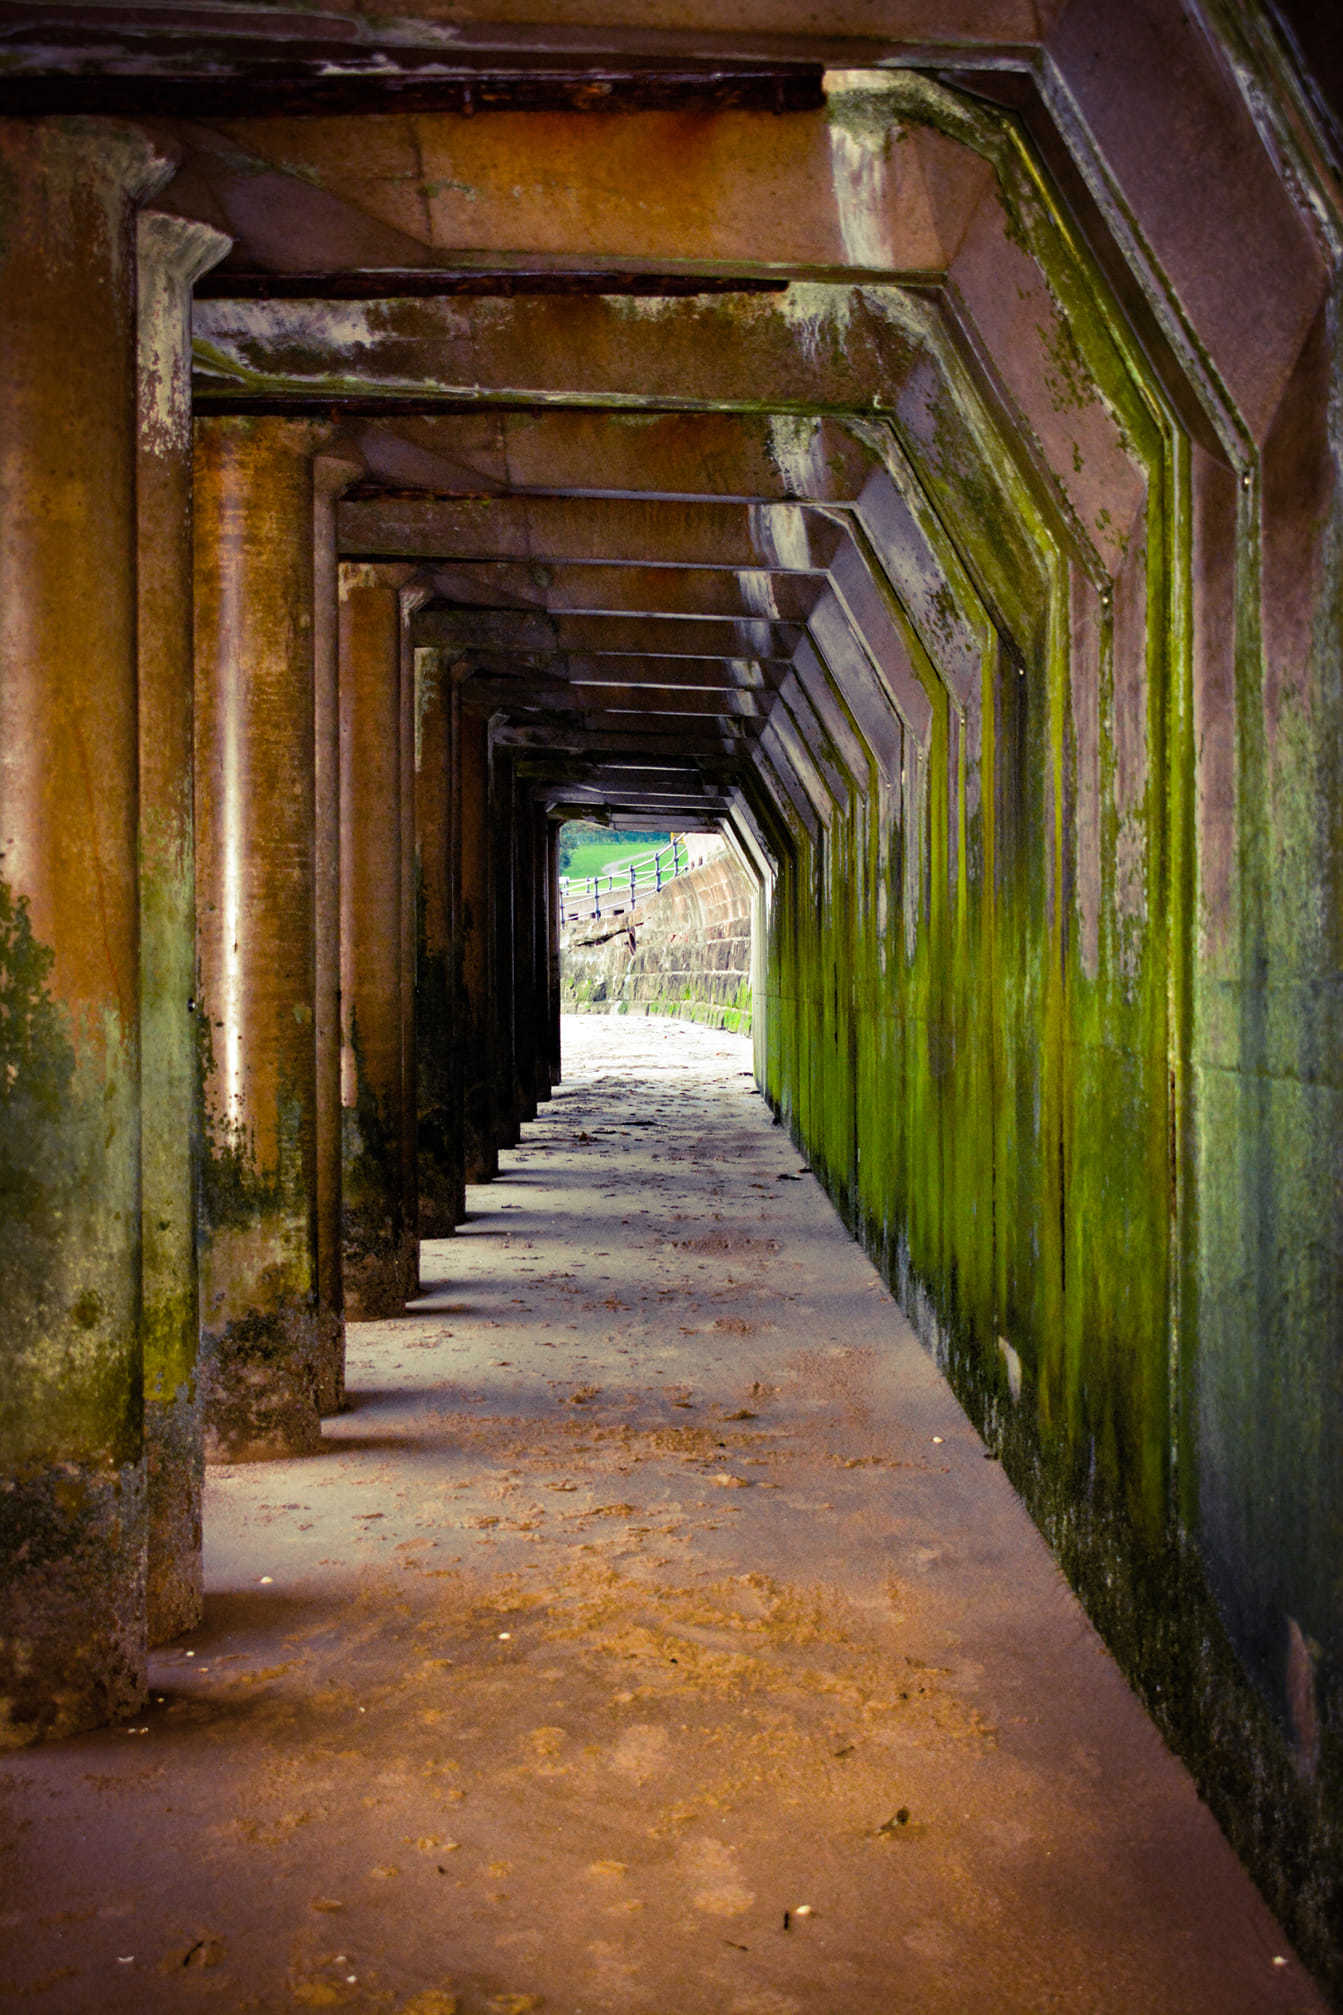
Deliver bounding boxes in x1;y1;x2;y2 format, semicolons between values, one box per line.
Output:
0;1018;1322;2015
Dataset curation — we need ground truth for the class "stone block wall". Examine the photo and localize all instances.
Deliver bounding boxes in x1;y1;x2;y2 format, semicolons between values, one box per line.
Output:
561;845;753;1034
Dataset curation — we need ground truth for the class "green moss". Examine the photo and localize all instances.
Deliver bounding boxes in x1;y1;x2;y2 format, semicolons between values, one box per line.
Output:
0;878;139;1463
0;878;77;1266
757;73;1341;1997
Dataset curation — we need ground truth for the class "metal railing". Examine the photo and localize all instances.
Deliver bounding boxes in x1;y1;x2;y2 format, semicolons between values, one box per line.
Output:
558;834;690;923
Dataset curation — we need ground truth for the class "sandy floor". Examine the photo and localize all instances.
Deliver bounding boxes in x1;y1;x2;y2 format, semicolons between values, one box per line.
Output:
0;1015;1326;2014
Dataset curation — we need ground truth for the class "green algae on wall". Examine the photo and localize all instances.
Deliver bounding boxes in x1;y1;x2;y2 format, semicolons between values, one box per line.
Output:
759;73;1342;1999
0;877;149;1739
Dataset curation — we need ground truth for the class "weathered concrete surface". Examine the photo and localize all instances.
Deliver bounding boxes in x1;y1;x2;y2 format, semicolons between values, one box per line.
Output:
137;210;231;1645
414;647;467;1236
194;417;330;1462
0;1018;1323;2011
313;452;366;1415
0;119;172;1743
563;843;754;1031
339;564;419;1320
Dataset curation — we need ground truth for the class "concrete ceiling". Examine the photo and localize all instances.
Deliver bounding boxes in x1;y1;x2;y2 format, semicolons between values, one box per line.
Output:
2;1;1323;855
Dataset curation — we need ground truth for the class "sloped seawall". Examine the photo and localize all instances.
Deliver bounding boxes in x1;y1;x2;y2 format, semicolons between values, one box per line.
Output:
560;846;753;1034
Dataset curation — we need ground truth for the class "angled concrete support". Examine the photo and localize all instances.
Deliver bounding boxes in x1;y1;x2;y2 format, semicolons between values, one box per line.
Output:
0;119;172;1741
194;417;328;1461
338;565;419;1317
136;208;230;1642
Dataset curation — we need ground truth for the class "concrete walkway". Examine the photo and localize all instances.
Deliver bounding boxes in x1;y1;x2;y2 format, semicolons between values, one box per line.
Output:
0;1017;1325;2013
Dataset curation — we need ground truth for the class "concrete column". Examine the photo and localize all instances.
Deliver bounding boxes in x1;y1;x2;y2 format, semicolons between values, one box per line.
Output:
545;816;563;1089
0;119;172;1743
415;647;465;1233
515;791;547;1113
489;741;524;1146
523;800;552;1106
537;810;561;1095
312;453;362;1412
458;701;499;1182
194;416;327;1462
398;588;425;1284
136;209;230;1643
338;566;417;1316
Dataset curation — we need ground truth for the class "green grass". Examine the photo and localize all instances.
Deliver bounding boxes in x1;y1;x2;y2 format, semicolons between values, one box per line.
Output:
560;837;672;884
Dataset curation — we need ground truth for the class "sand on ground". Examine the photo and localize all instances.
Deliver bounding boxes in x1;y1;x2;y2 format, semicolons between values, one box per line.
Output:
0;1015;1325;2015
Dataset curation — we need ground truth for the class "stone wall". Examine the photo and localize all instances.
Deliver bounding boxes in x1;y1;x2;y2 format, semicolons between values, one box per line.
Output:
561;845;752;1034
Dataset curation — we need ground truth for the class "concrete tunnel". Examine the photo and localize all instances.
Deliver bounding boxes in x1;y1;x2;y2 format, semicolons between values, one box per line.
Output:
0;0;1340;1999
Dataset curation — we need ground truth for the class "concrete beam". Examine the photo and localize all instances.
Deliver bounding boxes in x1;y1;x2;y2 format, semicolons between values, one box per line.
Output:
351;410;879;503
337;493;848;569
493;722;755;757
423;563;826;621
450;650;785;691
414;606;802;659
194;285;927;412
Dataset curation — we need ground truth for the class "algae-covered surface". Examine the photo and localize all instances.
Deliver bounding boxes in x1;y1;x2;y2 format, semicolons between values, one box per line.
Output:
0;1019;1321;2013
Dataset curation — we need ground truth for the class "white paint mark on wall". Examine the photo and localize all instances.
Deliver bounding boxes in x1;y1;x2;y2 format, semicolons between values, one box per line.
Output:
767;415;830;500
779;281;857;368
753;503;812;573
739;571;781;619
824;74;897;271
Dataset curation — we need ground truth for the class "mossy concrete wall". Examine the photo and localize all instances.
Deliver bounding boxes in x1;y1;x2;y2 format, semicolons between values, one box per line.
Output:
753;69;1342;1996
561;846;753;1036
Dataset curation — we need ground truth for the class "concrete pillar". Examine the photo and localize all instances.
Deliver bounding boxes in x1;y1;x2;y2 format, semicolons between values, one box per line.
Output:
0;119;171;1743
338;567;417;1315
312;453;362;1412
415;647;466;1233
543;816;563;1090
539;812;561;1093
136;209;230;1643
519;795;550;1109
458;701;499;1182
194;417;328;1462
397;589;424;1281
506;769;539;1129
489;743;524;1146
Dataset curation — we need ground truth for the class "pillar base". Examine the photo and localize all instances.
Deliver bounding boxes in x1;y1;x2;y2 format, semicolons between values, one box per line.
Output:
314;1306;345;1418
343;1231;419;1321
418;1133;465;1237
202;1304;324;1464
145;1383;203;1644
0;1462;147;1747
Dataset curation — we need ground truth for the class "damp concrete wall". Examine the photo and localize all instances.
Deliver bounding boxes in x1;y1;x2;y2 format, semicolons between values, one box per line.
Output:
0;6;1339;2000
562;847;753;1034
749;64;1343;1985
